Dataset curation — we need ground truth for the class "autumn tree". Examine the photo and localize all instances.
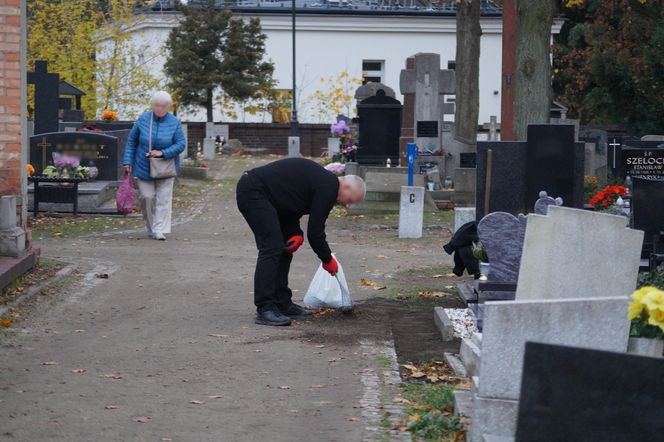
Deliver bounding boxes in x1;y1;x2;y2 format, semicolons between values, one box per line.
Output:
28;0;160;119
311;72;363;123
28;0;100;116
96;1;161;118
164;0;274;122
553;0;664;134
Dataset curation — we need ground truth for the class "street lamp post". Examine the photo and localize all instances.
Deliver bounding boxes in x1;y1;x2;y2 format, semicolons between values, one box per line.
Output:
290;0;298;136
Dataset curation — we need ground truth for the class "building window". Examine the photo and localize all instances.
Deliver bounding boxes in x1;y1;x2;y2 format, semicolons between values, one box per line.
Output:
448;60;456;70
362;60;384;84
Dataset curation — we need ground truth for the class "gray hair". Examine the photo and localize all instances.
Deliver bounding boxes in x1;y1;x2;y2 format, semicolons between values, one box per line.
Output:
151;90;173;106
344;174;366;200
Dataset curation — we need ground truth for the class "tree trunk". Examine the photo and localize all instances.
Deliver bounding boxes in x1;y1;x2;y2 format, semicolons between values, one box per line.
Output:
454;0;482;145
514;0;557;140
206;87;214;122
103;39;120;110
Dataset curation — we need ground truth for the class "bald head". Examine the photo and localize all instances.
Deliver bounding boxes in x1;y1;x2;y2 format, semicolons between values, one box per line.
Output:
337;175;366;207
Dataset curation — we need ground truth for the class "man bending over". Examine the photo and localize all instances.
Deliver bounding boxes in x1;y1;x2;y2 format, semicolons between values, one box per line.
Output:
236;158;366;326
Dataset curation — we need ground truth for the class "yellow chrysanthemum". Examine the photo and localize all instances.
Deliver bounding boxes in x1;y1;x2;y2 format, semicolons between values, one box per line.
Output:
647;307;664;332
627;287;654;320
642;288;664;313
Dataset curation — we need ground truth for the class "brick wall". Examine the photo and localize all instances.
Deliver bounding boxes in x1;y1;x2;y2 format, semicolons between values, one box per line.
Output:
0;0;25;224
186;122;331;157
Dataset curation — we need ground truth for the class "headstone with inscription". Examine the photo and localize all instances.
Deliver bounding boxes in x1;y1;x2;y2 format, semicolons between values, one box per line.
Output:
30;132;120;180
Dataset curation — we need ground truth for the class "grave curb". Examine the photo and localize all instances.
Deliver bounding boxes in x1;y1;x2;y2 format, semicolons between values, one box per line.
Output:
433;306;455;341
0;264;74;317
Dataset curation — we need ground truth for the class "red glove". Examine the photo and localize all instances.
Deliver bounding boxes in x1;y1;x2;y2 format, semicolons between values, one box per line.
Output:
285;235;304;253
322;256;339;276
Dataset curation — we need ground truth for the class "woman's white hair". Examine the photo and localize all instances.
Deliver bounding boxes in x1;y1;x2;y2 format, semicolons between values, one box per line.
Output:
151;90;173;106
344;174;366;199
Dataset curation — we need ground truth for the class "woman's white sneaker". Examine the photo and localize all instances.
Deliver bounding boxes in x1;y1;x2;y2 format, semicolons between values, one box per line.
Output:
153;232;166;241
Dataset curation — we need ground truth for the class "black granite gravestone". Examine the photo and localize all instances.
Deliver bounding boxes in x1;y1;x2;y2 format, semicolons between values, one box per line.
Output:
607;138;664;179
632;177;664;259
27;61;60;135
356;89;402;165
476;124;584;219
525;124;585;210
30;132;120;180
516;343;664;442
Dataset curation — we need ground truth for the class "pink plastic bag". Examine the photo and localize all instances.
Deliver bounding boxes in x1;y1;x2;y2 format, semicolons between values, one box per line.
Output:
116;174;136;215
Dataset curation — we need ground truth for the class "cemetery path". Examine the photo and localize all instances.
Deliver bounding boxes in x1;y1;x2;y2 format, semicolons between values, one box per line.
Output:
0;156;458;442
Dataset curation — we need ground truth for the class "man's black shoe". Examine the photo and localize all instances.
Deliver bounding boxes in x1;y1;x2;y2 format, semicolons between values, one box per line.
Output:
279;304;313;320
255;309;292;326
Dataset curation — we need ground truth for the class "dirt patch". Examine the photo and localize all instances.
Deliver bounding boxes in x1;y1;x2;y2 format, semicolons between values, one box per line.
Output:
297;296;461;363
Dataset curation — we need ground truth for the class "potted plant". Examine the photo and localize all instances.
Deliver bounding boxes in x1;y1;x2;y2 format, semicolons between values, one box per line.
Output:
472;241;490;279
627;285;664;357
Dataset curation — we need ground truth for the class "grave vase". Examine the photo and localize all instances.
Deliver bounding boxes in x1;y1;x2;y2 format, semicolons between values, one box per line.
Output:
628;337;664;357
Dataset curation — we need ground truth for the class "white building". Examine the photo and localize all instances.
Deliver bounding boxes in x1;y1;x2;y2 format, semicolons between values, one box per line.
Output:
99;1;561;124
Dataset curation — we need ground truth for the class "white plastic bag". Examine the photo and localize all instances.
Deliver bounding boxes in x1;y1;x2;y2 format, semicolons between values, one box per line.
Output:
303;255;353;311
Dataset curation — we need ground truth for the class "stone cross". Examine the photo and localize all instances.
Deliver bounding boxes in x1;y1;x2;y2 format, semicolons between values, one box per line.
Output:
27;61;60;135
399;53;455;153
482;116;499;141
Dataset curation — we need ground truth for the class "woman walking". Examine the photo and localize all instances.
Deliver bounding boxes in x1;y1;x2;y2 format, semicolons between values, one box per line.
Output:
123;91;185;240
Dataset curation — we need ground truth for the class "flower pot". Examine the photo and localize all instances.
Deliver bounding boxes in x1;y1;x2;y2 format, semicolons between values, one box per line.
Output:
627;337;664;357
479;262;491;279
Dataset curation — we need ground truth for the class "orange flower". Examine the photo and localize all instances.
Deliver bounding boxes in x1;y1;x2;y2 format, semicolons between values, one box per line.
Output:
1;318;12;328
26;164;35;176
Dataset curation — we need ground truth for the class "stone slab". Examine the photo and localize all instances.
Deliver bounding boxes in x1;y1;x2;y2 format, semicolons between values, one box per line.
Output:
288;136;300;158
203;138;216;161
478;212;527;283
0;196;18;230
28;181;115;212
516;342;664;441
433;307;455;341
398;186;424;238
479;297;630;401
444;352;467;378
0;249;38;293
469;394;519;442
454;207;476;232
460;336;481;378
516;206;643;301
453;389;473;417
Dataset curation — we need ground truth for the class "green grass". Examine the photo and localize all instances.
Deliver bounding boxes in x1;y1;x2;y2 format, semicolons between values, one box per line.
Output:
31;216;143;239
401;382;462;441
377;355;392;369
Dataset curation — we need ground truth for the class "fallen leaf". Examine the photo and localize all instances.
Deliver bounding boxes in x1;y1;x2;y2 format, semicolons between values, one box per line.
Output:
41;361;58;366
278;385;290;390
1;319;12;328
359;278;386;290
95;273;109;279
207;395;223;399
70;368;86;374
134;416;151;423
190;400;203;405
310;384;326;388
104;405;118;410
376;254;388;259
346;417;360;422
207;333;228;338
314;344;325;348
432;274;445;278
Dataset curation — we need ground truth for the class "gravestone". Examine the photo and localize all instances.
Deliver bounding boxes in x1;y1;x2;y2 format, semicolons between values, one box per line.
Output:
478;212;527;284
30;132;121;180
354;82;396;103
399;53;454;154
516;343;664;442
622;148;664;180
288;136;300;158
632;177;664;258
476;124;585;219
469;297;630;442
607;138;663;179
517;206;643;301
356;89;402;165
27;61;60;135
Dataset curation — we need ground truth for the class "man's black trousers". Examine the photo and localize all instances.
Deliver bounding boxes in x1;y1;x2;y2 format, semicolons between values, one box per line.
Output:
236;172;296;312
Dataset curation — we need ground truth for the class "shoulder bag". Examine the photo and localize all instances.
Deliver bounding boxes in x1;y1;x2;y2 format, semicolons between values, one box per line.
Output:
148;112;177;179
